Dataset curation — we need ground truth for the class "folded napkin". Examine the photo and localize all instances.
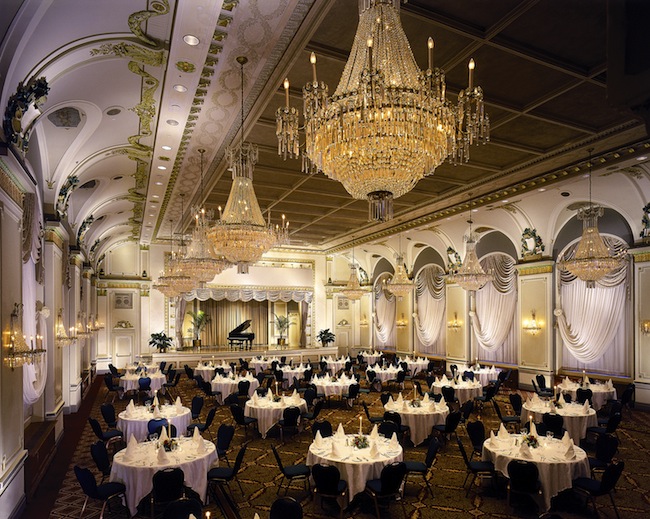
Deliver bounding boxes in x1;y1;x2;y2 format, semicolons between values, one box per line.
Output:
429;402;436;412
441;375;448;384
331;440;343;458
565;443;576;459
564;376;571;385
558;392;566;406
583;400;591;412
519;442;533;459
336;423;345;438
489;430;497;446
529;421;538;438
389;432;399;449
153;395;160;408
606;378;614;390
126;400;136;417
369;424;379;440
230;372;235;379
369;440;379;458
498;423;509;437
157;445;169;464
325;373;331;381
532;393;541;404
549;401;556;413
175;396;182;407
583;373;590;385
397;393;403;403
189;514;197;519
196;438;206;454
251;392;259;404
422;393;430;403
388;396;395;406
193;424;201;442
314;430;324;448
153;407;162;419
267;390;273;401
124;434;138;460
253;514;260;519
562;430;572;446
159;426;168;442
402;401;408;411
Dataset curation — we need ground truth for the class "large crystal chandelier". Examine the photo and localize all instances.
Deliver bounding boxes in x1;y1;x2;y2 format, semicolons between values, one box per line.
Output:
387;235;413;300
341;245;366;301
208;57;280;274
276;0;489;222
154;218;194;297
181;149;231;285
558;150;625;287
452;217;493;292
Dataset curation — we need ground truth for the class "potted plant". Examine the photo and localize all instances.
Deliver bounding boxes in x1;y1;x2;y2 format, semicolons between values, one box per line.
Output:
149;331;173;353
317;328;336;347
188;310;210;348
274;313;292;346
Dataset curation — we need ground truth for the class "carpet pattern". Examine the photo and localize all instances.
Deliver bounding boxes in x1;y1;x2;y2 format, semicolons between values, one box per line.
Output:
32;371;650;519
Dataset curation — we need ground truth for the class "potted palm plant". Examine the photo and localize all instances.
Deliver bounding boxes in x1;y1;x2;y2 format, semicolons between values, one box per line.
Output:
317;328;336;347
274;313;292;346
149;331;173;353
188;310;210;348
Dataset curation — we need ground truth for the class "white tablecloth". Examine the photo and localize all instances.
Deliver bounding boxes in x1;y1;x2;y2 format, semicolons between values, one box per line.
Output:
119;373;166;393
460;366;500;387
244;397;307;438
110;437;217;516
522;401;597;445
281;367;308;388
210;376;259;403
369;365;403;383
360;352;381;365
250;357;281;374
321;357;348;374
399;357;429;375
313;376;354;398
558;381;616;411
384;400;449;446
126;364;160;376
306;434;403;503
117;405;192;442
430;380;482;404
482;434;589;511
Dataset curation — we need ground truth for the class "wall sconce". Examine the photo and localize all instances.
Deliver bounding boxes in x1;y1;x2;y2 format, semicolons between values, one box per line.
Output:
641;320;650;335
76;312;92;339
360;314;369;327
56;308;73;346
523;311;542;335
4;303;46;370
447;312;462;332
396;313;408;328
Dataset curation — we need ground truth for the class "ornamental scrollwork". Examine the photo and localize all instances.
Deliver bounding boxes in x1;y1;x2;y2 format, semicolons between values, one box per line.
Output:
3;77;49;152
521;228;545;258
446;247;462;274
77;215;95;246
56;176;80;218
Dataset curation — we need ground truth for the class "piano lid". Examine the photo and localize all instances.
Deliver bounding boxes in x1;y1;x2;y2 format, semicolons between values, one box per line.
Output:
230;319;252;334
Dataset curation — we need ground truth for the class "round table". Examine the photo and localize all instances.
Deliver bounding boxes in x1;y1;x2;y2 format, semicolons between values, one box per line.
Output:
281;366;308;388
461;365;500;387
244;397;307;438
399;357;429;375
384;400;449;446
482;433;589;511
558;381;616;411
250;357;281;374
110;437;217;516
430;380;482;404
369;365;403;384
210;376;259;403
321;357;348;374
126;364;160;376
117;405;191;442
360;352;381;365
313;376;354;398
306;434;403;503
119;373;166;393
522;401;597;445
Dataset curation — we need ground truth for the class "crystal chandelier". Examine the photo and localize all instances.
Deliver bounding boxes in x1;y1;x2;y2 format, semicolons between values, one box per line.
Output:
387;235;413;300
558;150;625;287
341;245;366;301
154;218;194;297
451;216;493;292
4;303;46;370
55;308;73;346
276;0;489;222
181;149;231;285
76;311;92;339
208;56;280;274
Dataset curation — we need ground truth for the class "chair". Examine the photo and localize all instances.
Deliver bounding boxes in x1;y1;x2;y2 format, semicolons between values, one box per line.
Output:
466;420;486;460
108;363;123;378
269;496;303;519
474;385;496;412
449;364;458;379
88;417;123;449
404;437;440;497
573;461;625;519
74;465;128;519
271;444;311;495
100;403;118;429
493;400;519;432
103;373;121;403
509;393;523;415
532;376;553;398
432;411;462;444
459;399;474;426
90;441;111;484
383;410;410;440
597;400;622;426
186;407;217;441
150;467;186;519
413;380;425;398
542;412;565;438
341;383;360;408
163;372;182;400
201;380;221;405
184;365;195;384
380;392;392;406
362;401;383;424
138;376;152;404
619;383;635;413
364;462;407;519
211;424;236;468
588;433;619;477
278;406;301;442
441;385;458;406
587;413;622;441
238;379;251;396
463;370;475;382
153;423;177;438
190;395;204;421
301;398;324;422
161;497;202;519
456;437;495;497
223;392;240;407
388;370;406;391
230;404;258;438
159;361;166;373
312;464;348;518
302;387;317;408
208;443;247;501
576;387;593;405
507;459;543;512
378;420;400;439
147;418;169;436
312;419;333;438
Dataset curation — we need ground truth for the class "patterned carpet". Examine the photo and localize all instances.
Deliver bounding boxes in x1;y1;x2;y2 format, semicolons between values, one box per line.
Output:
36;371;650;519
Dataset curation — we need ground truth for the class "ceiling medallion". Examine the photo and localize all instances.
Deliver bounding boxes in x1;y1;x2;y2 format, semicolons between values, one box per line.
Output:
276;0;489;221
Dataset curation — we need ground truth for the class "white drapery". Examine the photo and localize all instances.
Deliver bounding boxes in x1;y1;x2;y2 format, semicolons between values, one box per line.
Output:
471;255;518;357
373;274;396;347
414;265;445;354
22;259;48;405
556;237;629;368
184;287;312;303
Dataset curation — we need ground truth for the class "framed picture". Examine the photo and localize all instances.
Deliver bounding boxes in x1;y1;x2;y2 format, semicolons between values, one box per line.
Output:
337;297;349;310
114;292;133;309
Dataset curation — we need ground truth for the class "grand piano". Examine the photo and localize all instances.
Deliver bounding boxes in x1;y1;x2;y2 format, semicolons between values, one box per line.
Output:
228;319;255;350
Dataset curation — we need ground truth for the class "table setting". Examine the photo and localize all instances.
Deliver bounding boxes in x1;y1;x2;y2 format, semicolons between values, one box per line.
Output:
249;356;281;374
557;374;616;411
117;397;191;442
429;374;482;403
195;358;232;380
210;372;259;403
383;391;449;446
313;372;355;398
460;362;500;387
369;364;403;384
321;355;350;374
398;355;429;376
244;389;307;438
360;350;381;366
119;371;166;393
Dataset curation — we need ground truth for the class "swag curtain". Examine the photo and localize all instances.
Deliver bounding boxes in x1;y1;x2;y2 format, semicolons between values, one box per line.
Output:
374;273;396;347
414;265;445;354
471;254;518;363
22;259;47;405
556;237;629;372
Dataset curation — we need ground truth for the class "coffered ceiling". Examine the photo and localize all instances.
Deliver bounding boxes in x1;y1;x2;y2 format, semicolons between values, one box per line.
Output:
1;0;648;265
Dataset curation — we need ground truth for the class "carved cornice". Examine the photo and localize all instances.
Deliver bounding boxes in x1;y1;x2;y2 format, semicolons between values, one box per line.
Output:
515;261;555;276
0;158;25;207
43;227;65;250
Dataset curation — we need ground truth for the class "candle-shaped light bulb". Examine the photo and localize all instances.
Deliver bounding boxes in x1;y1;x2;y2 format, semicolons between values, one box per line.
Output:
283;78;290;108
427;37;434;70
206;513;210;519
468;58;475;89
367;37;374;70
310;52;317;83
218;205;222;219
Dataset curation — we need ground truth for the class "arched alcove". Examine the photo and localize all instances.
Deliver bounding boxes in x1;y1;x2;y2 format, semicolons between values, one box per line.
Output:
476;230;518;260
412;246;445;275
372;257;394;282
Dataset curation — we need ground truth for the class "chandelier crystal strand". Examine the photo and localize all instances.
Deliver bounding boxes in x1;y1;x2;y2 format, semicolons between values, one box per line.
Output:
454;214;493;292
276;0;489;221
208;56;279;274
341;244;366;301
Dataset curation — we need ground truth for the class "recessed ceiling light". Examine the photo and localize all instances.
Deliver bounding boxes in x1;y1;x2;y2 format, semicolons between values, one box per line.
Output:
112;175;123;181
166;119;179;126
173;84;187;93
170;104;181;112
472;208;479;212
155;181;163;186
152;195;160;198
502;200;509;204
157;166;167;170
149;213;154;217
637;156;648;161
162;145;172;151
538;188;546;192
183;34;200;46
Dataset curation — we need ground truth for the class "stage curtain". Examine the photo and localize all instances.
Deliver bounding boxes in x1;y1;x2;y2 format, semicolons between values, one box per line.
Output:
414;265;445;354
201;299;269;347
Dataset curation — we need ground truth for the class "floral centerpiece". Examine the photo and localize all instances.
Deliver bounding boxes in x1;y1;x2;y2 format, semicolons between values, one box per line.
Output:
162;438;178;452
522;433;539;448
352;435;369;449
273;394;282;403
410;399;421;408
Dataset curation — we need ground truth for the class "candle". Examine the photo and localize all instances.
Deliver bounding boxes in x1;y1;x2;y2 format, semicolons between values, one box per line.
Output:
206;512;211;519
310;52;318;84
367;37;373;70
359;416;363;435
427;37;434;70
468;59;475;89
168;423;171;439
283;78;290;108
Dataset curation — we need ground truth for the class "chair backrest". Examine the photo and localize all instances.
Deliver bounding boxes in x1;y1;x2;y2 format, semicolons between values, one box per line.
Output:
224;392;240;407
304;388;317;407
310;399;325;421
100;403;116;426
138;376;152;390
270;496;303;519
347;383;360;399
216;424;235;452
460;400;474;421
535;374;547;389
620;383;635;406
576;388;593;404
74;465;100;499
103;373;117;391
463;370;475;381
367;369;376;382
271;444;287;473
383;411;402;427
204;407;217;428
148;418;169;435
507;459;540;493
154;423;177;438
108;364;119;377
232;444;248;476
531;379;539;393
441;385;455;402
88;417;105;441
492;399;504;420
378;420;399;438
191;396;204;419
595;433;619;463
600;460;625;493
159;361;166;372
396;370;406;383
380;392;391;406
450;364;458;378
542;412;564;436
152;467;185;502
161;497;203;519
456;437;471;468
606;412;622;433
303;369;313;382
413;380;424;397
379;462;407;495
275;369;284;382
466;420;485;451
282;406;301;427
445;411;462;433
238;380;251;395
509;393;523;415
230;403;245;424
312;463;342;495
90;441;110;474
362;401;373;420
312;419;333;438
425;437;441;468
